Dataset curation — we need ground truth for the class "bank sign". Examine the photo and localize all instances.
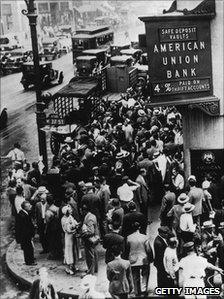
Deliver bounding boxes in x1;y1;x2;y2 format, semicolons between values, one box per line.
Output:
144;18;213;101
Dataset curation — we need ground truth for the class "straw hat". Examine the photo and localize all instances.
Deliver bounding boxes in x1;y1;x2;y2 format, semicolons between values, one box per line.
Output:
183;202;195;213
202;220;215;229
188;175;196;182
64;137;73;143
138;109;146;117
177;193;189;204
202;180;210;189
116;151;130;159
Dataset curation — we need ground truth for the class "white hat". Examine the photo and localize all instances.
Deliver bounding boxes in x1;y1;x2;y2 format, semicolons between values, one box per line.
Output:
64;137;73;143
188;175;196;182
183;202;195;213
37;186;48;193
138;109;146;117
202;180;210;189
62;204;72;215
85;182;94;188
202;220;215;229
177;193;189;204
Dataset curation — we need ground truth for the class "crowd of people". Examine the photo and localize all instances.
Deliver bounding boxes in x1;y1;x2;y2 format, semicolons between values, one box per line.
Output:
4;85;224;298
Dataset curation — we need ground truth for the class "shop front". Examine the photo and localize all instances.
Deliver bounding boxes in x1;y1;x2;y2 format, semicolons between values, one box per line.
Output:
139;0;224;179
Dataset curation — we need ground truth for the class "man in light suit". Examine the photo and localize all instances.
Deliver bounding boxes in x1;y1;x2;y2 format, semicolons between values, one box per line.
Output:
126;222;153;296
81;204;99;275
35;192;49;253
107;245;134;299
136;168;150;220
153;226;172;287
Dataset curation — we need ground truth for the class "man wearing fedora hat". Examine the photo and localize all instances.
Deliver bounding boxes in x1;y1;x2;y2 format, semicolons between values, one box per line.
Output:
179;203;196;243
201;221;217;267
175;242;223;298
167;193;189;234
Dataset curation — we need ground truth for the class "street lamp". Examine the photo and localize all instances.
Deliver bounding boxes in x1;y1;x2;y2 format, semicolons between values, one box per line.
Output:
22;0;48;169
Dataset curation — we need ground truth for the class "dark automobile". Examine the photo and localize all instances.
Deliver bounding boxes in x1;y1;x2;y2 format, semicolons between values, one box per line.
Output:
41;37;62;61
110;55;133;67
120;48;143;63
1;49;31;74
75;55;98;76
82;48;109;66
20;61;63;90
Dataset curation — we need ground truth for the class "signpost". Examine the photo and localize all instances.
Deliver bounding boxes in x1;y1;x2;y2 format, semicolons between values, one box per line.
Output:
140;15;213;102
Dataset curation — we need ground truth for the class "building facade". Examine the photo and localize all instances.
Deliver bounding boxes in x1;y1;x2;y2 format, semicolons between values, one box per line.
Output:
140;0;224;182
0;0;74;38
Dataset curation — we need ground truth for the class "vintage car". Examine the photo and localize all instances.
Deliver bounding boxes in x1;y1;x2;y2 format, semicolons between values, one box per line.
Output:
120;48;143;63
1;49;32;74
81;48;109;66
41;37;62;61
0;35;21;51
110;55;133;67
20;61;63;90
55;33;72;54
75;55;98;76
110;42;130;56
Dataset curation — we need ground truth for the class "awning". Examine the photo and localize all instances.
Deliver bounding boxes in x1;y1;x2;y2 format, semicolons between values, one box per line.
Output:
54;77;98;98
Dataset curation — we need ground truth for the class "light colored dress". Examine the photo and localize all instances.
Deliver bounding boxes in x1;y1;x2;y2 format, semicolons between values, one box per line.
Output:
61;215;78;265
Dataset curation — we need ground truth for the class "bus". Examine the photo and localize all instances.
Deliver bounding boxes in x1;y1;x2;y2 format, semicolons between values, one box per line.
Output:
71;26;114;63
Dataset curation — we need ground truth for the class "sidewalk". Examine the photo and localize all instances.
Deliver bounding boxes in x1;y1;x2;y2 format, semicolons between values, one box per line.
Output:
6;217;160;298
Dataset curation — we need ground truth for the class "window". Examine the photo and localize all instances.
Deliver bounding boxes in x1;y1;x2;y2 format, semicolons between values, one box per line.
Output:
60;2;69;12
38;3;49;13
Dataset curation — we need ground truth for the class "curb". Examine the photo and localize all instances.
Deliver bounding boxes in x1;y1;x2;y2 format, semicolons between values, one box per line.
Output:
6;240;32;289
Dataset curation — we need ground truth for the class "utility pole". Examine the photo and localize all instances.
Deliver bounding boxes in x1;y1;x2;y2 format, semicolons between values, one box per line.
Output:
22;0;48;170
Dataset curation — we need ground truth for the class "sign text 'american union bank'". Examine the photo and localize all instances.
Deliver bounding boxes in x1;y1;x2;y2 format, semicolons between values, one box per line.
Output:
143;17;213;102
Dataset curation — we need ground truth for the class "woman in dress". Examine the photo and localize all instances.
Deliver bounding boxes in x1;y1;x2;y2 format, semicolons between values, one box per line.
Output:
61;204;78;275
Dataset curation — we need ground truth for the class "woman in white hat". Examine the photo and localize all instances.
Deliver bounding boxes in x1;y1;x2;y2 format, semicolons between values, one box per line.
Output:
61;204;79;275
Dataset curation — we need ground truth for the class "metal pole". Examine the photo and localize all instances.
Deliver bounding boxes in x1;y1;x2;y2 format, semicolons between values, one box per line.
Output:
22;0;48;170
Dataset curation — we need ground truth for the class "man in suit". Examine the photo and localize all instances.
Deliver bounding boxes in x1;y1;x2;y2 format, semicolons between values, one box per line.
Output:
81;204;99;275
153;226;172;287
122;202;147;238
17;201;36;265
126;222;153;296
107;245;134;299
35;192;49;253
136;168;150;220
188;175;204;227
103;221;124;264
